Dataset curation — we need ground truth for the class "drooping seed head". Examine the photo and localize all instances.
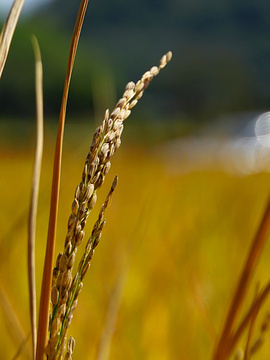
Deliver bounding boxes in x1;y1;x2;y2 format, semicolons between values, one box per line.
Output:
110;107;121;119
51;317;61;338
65;241;72;257
67;336;75;355
74;185;81;200
150;66;160;76
116;97;126;108
68;214;77;229
71;199;79;215
58;304;66;321
81;262;90;279
112;175;118;191
123;88;134;100
125;81;135;90
52;267;59;287
94;174;105;190
105;130;115;143
51;286;59;306
122;109;131;121
59;286;69;305
62;269;73;290
67;252;76;269
56;272;64;289
56;253;63;270
75;230;85;246
159;51;172;69
102;161;111;175
89;192;97;209
59;254;68;272
114;137;121;150
129;99;138;109
135;80;145;93
82;164;88;182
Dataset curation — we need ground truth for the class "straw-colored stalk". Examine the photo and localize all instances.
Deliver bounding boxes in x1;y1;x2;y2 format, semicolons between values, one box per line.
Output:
27;36;44;360
0;0;25;79
36;1;89;359
213;196;270;359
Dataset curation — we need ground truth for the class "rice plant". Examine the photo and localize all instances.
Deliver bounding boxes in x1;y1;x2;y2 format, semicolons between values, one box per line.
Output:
2;1;270;360
0;1;171;359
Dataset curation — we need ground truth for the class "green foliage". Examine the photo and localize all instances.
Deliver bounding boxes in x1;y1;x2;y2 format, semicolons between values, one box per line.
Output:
0;17;116;118
1;0;270;121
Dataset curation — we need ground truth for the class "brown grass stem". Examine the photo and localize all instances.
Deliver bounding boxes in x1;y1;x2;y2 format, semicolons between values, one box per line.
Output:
213;196;270;359
27;36;44;360
0;0;25;79
229;281;270;356
0;287;31;359
96;258;129;360
243;285;259;360
12;334;31;360
36;1;89;359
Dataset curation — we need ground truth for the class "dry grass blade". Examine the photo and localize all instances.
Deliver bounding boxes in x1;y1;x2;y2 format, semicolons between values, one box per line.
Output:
191;277;217;343
243;286;259;360
250;311;270;355
36;1;89;359
96;259;130;360
0;287;31;359
0;0;25;79
213;195;270;360
229;281;270;355
12;335;31;360
28;36;44;360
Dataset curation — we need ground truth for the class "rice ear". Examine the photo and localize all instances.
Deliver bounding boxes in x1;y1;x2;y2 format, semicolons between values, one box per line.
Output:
46;50;172;358
0;0;25;79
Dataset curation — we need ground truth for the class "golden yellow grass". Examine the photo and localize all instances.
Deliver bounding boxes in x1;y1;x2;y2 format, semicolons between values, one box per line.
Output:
1;127;270;359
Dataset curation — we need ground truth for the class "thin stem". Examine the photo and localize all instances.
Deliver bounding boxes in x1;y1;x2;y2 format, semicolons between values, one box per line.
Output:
36;1;89;359
0;0;25;79
28;36;43;360
213;196;270;359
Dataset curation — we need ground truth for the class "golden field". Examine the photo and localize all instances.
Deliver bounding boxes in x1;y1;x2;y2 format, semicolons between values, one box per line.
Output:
1;121;270;359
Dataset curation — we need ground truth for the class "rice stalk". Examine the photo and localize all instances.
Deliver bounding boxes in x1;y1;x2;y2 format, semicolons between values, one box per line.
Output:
0;0;25;79
27;36;44;360
11;334;31;360
0;287;31;359
190;276;217;343
249;311;270;356
96;254;130;360
36;1;89;359
228;280;270;355
213;196;270;359
243;285;259;360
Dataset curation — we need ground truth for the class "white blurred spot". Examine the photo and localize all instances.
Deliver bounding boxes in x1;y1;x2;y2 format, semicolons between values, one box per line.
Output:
255;112;270;148
154;111;270;175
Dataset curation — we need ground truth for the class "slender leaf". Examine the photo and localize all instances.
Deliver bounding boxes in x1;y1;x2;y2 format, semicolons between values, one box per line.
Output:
36;1;89;358
213;197;270;359
0;0;25;79
28;36;44;360
0;287;31;359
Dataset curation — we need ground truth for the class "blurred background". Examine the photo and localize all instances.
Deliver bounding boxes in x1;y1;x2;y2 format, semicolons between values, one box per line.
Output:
2;0;270;359
1;0;270;123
